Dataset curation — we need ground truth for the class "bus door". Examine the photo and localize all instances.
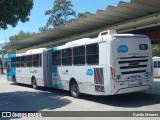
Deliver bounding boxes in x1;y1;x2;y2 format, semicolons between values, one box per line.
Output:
6;60;11;80
153;61;160;77
7;55;16;81
52;50;62;89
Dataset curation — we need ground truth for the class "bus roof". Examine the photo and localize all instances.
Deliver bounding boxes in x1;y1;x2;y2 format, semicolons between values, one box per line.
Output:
153;56;160;60
16;48;47;56
53;30;148;50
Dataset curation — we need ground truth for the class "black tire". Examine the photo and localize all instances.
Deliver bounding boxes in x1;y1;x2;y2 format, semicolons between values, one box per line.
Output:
32;78;38;89
70;81;81;98
12;76;17;85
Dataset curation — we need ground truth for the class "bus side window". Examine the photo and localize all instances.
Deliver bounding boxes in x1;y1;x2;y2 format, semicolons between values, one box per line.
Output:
21;56;26;67
158;61;160;68
62;48;72;66
52;51;61;66
33;54;40;67
154;61;158;68
39;54;42;67
16;57;21;67
73;46;85;65
11;57;16;67
6;62;10;72
86;44;99;65
26;55;33;67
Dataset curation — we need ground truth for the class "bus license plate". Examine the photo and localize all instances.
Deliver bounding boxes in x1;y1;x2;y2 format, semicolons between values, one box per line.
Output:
130;75;139;80
128;82;142;87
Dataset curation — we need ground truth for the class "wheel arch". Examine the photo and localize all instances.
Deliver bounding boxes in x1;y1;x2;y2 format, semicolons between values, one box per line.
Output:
31;76;36;84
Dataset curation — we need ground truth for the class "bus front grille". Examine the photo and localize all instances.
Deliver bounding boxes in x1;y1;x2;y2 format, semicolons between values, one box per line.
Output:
118;59;148;64
121;70;146;75
117;57;149;75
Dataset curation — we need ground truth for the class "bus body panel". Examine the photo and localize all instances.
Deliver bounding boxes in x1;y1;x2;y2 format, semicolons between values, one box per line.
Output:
15;67;44;86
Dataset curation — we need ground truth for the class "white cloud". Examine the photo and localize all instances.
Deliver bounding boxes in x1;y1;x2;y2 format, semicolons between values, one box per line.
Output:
0;40;6;44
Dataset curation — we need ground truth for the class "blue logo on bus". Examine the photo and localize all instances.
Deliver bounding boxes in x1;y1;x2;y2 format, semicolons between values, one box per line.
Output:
117;45;128;53
87;69;93;76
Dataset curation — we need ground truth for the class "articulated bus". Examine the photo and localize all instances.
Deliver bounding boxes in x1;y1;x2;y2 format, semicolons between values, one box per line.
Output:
7;30;153;98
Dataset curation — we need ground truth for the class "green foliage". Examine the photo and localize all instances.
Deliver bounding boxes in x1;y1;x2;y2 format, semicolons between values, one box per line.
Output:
152;44;160;56
0;0;33;29
45;0;76;28
9;31;36;42
39;26;49;33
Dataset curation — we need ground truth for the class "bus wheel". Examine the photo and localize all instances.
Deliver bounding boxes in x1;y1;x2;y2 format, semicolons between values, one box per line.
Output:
70;81;80;98
32;78;38;89
12;76;17;85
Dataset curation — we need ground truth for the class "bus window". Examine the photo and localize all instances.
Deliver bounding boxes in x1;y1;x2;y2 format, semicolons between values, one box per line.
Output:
26;55;32;67
52;51;61;66
16;57;21;67
6;62;10;72
154;61;157;68
39;54;42;67
33;54;40;67
21;56;26;67
86;44;99;65
158;61;160;68
62;48;72;66
11;57;16;67
73;46;85;65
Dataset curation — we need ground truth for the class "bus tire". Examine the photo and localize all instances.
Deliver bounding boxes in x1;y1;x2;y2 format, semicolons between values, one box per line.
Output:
12;76;17;85
32;77;38;89
70;81;81;98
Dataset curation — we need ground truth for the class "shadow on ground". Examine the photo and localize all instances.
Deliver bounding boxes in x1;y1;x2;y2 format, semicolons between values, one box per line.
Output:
14;82;160;109
0;88;71;112
153;80;160;90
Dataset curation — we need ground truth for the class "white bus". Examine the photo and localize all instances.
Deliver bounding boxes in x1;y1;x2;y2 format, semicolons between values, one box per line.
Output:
7;30;153;98
153;56;160;77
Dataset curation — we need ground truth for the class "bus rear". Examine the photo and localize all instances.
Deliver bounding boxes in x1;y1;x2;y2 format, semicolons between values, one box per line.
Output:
109;34;153;95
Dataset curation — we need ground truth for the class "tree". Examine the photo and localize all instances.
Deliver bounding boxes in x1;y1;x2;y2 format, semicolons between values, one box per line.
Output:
39;26;49;33
152;45;160;57
9;31;36;42
0;0;33;30
45;0;76;28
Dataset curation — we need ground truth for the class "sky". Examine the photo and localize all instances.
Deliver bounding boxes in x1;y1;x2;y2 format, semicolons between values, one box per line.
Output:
0;0;131;44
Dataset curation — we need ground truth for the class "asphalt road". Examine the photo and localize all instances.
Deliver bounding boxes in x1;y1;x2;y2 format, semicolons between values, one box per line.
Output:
0;74;160;120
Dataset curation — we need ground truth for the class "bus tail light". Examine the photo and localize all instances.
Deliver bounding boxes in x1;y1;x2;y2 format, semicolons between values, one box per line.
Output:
110;67;115;78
